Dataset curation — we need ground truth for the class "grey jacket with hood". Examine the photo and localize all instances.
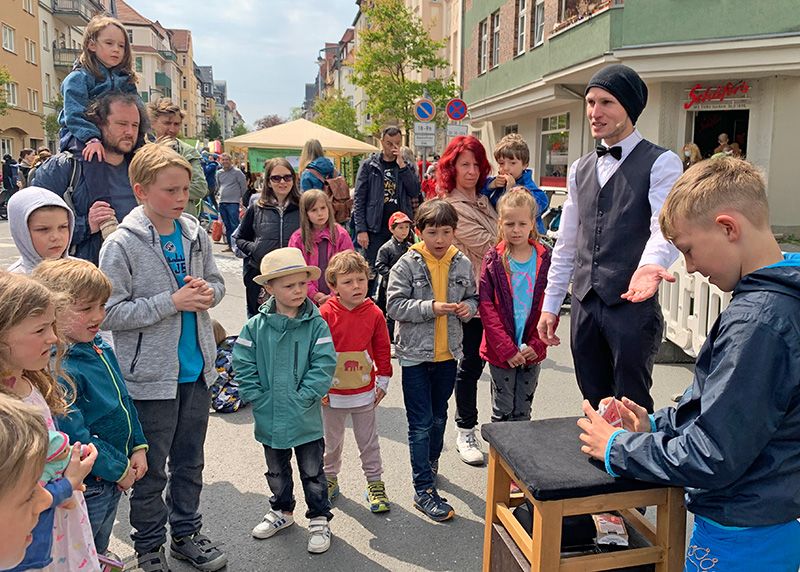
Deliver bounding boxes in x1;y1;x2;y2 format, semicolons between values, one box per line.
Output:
7;186;75;274
98;206;225;400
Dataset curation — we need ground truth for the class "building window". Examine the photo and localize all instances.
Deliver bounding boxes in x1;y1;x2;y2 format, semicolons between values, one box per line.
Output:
5;82;18;106
42;21;49;50
182;76;187;89
540;113;570;188
490;11;500;68
23;0;34;14
140;91;148;102
478;19;488;74
127;29;133;44
25;38;37;64
503;124;519;136
516;0;527;56
135;57;143;72
532;0;545;47
0;138;13;157
27;88;39;112
183;125;188;136
2;24;16;52
43;73;51;103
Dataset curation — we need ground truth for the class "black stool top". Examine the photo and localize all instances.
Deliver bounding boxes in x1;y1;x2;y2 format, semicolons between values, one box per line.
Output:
482;417;664;501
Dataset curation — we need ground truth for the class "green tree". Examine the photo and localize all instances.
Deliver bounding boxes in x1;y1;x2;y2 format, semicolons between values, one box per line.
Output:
289;106;305;121
0;66;11;116
205;116;222;140
42;94;64;143
232;123;249;137
313;91;360;140
351;0;458;141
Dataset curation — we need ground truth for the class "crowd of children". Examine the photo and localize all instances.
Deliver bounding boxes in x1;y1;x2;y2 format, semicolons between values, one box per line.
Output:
0;18;798;568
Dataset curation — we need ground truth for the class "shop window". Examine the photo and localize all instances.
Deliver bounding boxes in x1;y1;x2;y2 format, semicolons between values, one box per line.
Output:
478;19;488;74
539;113;569;188
692;109;749;159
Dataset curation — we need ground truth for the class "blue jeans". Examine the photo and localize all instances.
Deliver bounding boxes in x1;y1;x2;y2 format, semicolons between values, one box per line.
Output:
263;438;332;520
219;202;240;248
401;360;457;493
84;477;123;554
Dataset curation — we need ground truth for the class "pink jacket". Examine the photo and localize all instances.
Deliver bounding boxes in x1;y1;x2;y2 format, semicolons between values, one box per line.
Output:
288;224;354;299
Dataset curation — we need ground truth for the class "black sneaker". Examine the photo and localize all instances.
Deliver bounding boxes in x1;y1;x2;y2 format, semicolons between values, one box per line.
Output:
170;532;227;571
413;488;455;522
136;547;171;572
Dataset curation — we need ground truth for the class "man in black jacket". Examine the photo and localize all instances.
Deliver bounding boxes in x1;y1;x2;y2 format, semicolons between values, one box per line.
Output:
353;126;421;294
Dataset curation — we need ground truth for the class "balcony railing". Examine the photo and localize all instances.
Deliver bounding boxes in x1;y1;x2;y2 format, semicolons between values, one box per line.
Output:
158;50;177;62
52;0;104;26
553;0;616;34
53;47;81;69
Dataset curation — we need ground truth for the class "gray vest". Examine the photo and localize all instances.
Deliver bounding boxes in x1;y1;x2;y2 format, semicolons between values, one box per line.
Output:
572;139;667;306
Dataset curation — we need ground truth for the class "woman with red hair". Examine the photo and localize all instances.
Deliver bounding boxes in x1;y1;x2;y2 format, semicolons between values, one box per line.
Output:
439;135;498;466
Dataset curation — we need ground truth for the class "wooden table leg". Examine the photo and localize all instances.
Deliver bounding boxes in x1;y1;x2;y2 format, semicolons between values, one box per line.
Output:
655;487;687;572
483;447;511;572
530;499;563;571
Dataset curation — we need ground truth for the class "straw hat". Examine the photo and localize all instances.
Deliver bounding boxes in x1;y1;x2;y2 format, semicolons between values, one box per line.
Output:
253;247;320;286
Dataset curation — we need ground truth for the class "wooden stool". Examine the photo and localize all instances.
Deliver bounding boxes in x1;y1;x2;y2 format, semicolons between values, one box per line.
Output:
482;418;686;572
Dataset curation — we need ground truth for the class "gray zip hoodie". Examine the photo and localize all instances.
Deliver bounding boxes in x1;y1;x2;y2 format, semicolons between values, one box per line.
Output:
7;186;75;274
98;206;226;400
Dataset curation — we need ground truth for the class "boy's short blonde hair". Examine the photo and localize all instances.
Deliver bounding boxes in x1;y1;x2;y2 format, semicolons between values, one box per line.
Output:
129;142;192;189
33;258;112;304
660;157;769;240
325;250;371;287
494;133;530;165
0;393;48;498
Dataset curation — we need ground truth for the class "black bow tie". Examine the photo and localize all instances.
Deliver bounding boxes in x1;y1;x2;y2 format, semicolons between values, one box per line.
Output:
596;145;622;160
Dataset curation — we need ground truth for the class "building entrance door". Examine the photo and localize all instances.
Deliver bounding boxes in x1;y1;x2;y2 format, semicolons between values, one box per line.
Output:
692;109;749;158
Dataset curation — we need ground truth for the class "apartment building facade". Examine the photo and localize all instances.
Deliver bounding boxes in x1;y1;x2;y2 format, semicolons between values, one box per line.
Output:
169;28;200;138
462;0;800;232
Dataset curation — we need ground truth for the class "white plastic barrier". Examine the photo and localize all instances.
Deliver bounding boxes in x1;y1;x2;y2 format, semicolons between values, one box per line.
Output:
659;258;732;357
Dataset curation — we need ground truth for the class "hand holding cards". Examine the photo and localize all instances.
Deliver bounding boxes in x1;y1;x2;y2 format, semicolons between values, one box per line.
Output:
597;398;624;428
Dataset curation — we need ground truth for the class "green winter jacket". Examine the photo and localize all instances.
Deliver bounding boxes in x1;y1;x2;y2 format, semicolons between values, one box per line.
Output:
233;297;336;449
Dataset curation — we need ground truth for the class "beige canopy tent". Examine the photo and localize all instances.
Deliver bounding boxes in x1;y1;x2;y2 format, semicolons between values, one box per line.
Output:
224;118;378;175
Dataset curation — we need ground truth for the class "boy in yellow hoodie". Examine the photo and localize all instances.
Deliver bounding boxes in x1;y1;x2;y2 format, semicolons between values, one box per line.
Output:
386;199;478;521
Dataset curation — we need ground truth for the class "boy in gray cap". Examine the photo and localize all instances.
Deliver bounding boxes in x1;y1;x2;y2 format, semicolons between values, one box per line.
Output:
537;64;683;412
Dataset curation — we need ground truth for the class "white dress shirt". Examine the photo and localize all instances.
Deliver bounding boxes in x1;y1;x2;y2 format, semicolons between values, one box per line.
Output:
542;129;683;315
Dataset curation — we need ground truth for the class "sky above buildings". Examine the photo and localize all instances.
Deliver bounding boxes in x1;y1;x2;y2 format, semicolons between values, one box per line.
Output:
127;0;357;126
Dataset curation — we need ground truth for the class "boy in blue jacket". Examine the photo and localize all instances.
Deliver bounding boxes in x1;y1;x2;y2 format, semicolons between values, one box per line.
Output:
481;133;549;234
578;158;800;571
33;258;148;557
233;247;337;554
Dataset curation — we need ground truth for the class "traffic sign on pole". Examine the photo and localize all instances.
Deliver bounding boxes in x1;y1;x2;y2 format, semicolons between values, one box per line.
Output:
414;121;436;147
414;98;436;122
445;98;468;121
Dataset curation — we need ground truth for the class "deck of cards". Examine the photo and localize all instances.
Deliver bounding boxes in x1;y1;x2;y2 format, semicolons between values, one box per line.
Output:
597;398;624;428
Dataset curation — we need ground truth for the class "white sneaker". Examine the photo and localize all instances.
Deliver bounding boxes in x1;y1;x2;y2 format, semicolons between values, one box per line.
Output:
456;428;485;466
252;509;294;539
307;517;331;554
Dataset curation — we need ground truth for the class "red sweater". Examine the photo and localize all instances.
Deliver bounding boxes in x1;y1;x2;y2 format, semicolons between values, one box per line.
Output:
319;296;392;408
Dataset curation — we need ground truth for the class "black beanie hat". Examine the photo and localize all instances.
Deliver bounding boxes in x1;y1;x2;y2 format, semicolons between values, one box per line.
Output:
585;64;648;125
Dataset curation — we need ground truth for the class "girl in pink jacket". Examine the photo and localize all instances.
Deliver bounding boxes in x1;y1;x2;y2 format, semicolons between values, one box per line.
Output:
289;189;354;305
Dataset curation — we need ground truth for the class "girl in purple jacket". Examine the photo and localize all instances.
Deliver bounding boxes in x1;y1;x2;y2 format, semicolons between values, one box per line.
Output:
479;189;551;422
289;189;354;305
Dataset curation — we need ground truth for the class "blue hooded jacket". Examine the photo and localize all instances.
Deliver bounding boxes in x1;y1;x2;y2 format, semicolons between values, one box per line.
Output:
482;168;549;234
607;253;800;527
301;157;335;191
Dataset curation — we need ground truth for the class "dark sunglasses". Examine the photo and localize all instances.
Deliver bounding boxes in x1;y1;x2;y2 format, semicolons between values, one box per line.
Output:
269;174;294;183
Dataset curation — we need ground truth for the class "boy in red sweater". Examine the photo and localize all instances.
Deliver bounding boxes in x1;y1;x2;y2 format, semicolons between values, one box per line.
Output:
319;251;393;513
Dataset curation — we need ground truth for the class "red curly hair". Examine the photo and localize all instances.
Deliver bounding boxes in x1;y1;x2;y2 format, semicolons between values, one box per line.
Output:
436;135;492;193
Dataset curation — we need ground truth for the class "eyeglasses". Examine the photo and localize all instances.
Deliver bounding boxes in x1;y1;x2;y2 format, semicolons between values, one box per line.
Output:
269;174;294;183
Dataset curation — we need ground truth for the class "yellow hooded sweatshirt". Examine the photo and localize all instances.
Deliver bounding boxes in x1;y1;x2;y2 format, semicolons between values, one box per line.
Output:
411;242;458;362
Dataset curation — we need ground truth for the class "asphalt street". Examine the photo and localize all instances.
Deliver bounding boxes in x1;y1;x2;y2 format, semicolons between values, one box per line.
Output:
0;220;695;571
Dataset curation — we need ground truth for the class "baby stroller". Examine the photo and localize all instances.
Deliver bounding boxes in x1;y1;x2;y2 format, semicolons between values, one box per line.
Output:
197;195;219;232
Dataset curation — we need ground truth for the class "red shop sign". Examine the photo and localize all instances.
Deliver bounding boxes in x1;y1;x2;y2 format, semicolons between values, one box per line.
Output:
684;81;750;110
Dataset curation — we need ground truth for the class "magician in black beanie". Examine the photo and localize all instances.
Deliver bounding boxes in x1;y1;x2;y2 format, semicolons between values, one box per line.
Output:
585;64;648;125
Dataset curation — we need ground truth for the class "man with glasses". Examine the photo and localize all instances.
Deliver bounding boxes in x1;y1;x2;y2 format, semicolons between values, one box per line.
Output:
353;126;421;294
216;153;247;252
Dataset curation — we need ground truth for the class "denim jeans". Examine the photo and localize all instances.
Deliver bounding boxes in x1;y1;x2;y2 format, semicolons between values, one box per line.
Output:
401;360;457;493
263;438;333;520
130;380;210;554
219;202;240;248
454;317;485;429
84;477;123;554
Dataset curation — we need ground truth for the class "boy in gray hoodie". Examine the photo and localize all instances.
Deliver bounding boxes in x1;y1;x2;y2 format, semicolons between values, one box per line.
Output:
7;186;74;273
98;142;227;572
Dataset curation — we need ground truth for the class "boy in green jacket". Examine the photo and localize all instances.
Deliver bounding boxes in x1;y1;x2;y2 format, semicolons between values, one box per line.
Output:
233;247;337;554
34;258;148;557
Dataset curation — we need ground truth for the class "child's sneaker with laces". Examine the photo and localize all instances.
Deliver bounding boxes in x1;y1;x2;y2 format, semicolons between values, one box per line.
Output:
365;480;391;513
252;509;294;539
327;475;340;502
169;532;227;571
413;488;455;522
307;516;331;553
456;428;485;465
